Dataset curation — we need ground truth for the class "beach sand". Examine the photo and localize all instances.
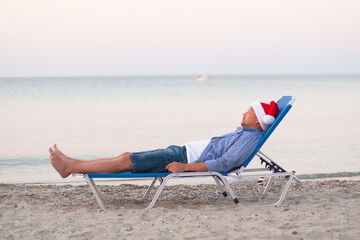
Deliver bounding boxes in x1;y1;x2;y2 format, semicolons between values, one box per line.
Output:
1;180;360;240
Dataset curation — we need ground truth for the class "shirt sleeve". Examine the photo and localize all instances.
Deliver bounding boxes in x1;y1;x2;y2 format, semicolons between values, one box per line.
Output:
204;136;259;172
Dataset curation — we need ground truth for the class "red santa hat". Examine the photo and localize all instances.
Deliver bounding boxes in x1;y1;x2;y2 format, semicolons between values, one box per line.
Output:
250;101;280;131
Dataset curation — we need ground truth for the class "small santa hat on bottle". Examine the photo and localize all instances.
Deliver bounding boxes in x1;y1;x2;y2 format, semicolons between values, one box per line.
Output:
250;101;280;131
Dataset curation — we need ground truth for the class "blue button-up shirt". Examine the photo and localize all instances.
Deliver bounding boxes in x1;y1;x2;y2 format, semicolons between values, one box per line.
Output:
195;127;263;172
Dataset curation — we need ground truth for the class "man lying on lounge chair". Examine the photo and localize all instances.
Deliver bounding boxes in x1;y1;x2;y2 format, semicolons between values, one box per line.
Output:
49;101;279;178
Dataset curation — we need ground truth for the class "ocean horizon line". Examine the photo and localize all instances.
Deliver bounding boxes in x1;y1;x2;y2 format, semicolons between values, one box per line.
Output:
1;73;360;79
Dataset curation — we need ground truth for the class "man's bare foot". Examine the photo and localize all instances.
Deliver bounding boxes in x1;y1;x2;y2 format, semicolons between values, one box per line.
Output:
49;147;72;178
53;144;75;163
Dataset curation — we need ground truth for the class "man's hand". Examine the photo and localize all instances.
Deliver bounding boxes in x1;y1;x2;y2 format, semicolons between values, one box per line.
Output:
165;162;187;173
165;162;208;173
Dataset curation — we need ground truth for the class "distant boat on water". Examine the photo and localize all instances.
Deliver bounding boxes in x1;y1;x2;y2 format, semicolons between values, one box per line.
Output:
196;74;212;81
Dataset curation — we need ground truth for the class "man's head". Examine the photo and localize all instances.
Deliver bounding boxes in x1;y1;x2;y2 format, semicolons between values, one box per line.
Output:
241;107;262;130
250;101;280;131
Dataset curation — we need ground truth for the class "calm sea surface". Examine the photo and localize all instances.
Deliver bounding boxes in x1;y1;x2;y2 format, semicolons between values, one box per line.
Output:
0;75;359;184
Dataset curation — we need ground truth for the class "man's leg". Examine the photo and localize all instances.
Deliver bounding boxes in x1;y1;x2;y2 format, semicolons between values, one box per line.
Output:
49;144;133;178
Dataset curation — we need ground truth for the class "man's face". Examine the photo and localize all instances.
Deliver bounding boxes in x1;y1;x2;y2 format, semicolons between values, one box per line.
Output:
241;107;259;128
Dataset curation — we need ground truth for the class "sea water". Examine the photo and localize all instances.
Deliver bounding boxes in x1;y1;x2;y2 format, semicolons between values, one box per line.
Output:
0;75;359;184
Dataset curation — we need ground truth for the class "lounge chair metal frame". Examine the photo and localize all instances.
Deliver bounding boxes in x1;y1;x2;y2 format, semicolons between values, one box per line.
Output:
75;96;299;212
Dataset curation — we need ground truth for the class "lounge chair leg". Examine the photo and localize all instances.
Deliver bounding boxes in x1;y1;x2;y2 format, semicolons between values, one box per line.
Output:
88;177;104;202
211;173;245;207
139;178;159;200
272;171;295;206
213;176;228;197
84;175;125;213
144;175;173;210
259;177;274;199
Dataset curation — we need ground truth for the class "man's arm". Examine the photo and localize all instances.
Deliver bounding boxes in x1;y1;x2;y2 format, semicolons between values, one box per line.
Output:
165;162;208;173
204;137;259;172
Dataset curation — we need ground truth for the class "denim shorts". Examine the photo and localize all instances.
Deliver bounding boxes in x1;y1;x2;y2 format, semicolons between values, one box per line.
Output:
130;145;187;173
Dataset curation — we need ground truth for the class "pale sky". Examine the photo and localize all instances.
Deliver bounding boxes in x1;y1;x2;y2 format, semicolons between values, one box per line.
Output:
0;0;359;77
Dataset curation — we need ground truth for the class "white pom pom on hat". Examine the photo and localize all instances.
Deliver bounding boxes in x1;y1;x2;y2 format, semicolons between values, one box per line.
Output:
250;100;280;131
263;114;275;125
